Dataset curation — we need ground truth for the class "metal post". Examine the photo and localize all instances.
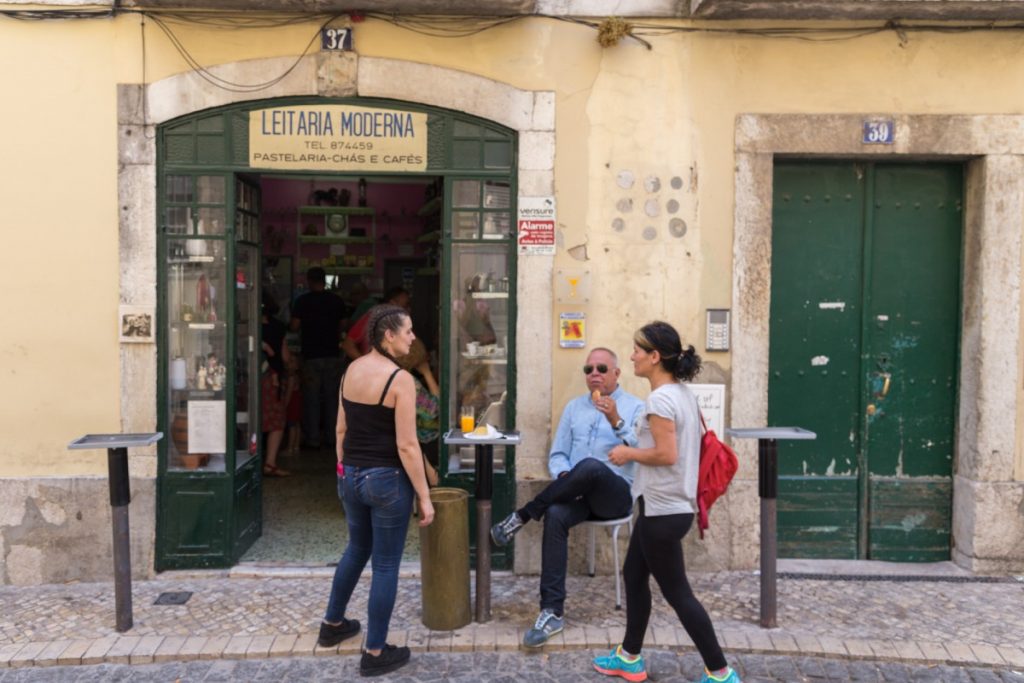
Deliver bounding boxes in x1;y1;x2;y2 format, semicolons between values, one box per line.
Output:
107;447;133;632
758;438;778;629
474;443;494;622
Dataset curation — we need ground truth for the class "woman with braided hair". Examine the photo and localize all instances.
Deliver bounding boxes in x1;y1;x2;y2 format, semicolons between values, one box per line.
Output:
318;304;435;677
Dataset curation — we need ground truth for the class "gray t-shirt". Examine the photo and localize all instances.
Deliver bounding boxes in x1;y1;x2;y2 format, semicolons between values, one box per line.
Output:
631;382;701;517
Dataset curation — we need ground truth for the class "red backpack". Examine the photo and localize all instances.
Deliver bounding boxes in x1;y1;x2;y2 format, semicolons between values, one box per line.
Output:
696;413;739;539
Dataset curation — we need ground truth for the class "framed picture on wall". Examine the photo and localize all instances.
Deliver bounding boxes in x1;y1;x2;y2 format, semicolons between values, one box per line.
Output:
119;304;155;343
263;256;293;321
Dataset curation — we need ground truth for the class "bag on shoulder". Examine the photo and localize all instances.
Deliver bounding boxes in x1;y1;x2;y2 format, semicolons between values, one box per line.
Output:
696;412;739;539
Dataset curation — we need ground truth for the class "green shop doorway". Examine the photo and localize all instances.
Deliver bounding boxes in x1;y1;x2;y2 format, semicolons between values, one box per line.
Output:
155;98;519;572
768;161;962;562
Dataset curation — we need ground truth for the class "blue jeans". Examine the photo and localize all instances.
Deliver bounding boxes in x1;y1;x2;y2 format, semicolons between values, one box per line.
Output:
301;356;345;447
324;466;413;650
523;458;632;615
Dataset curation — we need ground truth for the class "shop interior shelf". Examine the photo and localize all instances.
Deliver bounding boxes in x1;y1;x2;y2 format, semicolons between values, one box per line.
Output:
298;206;375;216
298;235;374;244
324;267;374;275
417;196;442;216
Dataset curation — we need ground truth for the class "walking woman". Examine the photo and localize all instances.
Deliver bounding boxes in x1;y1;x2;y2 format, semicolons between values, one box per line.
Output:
594;321;740;683
318;304;435;677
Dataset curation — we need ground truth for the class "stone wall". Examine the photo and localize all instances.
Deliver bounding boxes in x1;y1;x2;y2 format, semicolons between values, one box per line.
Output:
0;478;155;585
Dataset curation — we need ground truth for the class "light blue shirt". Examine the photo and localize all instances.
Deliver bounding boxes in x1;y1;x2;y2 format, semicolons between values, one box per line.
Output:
548;385;645;483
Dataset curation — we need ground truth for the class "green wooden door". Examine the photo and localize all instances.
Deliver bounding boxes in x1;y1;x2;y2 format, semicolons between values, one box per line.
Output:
769;161;962;561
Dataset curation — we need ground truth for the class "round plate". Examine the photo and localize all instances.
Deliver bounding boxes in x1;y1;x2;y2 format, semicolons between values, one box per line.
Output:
327;214;348;235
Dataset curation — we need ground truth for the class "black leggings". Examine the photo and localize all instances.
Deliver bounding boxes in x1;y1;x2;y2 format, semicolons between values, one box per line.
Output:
622;498;727;671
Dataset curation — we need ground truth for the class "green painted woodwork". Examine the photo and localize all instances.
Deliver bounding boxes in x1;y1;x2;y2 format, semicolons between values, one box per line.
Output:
157;97;517;571
770;161;961;561
157;478;230;569
233;459;262;559
777;477;858;559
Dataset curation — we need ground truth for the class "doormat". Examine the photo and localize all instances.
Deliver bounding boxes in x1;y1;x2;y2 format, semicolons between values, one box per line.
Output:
154;591;193;605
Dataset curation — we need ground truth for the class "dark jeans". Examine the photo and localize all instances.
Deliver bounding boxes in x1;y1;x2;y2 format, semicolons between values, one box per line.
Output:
324;466;413;651
621;497;727;670
301;356;345;447
523;458;632;615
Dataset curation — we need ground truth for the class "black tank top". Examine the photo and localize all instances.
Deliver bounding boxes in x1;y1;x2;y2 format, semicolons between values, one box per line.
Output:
341;368;403;469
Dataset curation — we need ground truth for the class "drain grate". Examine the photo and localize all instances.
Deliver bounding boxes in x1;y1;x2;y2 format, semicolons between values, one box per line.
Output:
154;591;193;605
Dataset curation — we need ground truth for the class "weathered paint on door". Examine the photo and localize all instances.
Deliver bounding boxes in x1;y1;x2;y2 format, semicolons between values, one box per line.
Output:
769;162;962;561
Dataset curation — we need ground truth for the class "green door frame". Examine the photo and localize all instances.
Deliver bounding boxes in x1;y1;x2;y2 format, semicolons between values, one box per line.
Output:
156;96;519;570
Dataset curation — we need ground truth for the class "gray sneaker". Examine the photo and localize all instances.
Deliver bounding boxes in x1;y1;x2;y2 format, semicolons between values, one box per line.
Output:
522;609;564;648
490;512;524;546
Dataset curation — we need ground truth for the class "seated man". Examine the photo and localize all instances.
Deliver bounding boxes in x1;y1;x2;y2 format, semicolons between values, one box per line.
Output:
490;347;644;648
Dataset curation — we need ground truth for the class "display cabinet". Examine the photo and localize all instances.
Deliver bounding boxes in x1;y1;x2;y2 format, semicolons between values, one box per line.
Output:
442;177;517;570
156;172;262;569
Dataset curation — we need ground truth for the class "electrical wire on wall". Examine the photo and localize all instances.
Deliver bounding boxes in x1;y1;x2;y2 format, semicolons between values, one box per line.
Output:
145;12;337;93
4;7;1024;93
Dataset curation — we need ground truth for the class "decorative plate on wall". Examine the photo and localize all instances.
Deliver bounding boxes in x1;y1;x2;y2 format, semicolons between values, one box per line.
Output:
327;214;349;235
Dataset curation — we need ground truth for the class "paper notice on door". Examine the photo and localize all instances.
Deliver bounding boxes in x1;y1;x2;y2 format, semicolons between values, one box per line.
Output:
188;400;226;454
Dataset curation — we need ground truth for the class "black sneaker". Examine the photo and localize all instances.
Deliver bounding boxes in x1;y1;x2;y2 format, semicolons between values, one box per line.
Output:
317;618;360;647
360;644;411;677
490;511;524;546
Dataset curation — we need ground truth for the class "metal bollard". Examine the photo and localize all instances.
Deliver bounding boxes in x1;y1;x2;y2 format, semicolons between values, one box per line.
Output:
419;487;471;631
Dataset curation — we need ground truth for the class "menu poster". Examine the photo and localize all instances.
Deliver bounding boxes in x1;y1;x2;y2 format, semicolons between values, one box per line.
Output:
188;400;226;454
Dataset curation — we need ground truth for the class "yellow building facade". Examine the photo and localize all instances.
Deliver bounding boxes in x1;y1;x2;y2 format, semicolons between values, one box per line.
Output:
1;2;1023;583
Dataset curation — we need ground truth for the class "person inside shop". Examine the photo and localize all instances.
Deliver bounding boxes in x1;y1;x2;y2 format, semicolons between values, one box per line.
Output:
260;292;291;477
340;286;411;360
319;304;434;677
290;267;348;450
395;337;441;477
489;347;645;648
594;321;740;683
346;280;376;326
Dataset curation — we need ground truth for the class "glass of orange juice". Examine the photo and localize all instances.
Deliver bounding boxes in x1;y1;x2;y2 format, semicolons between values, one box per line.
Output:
460;406;475;434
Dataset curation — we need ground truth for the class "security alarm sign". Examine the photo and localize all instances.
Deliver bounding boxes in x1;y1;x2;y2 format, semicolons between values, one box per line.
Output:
518;197;556;255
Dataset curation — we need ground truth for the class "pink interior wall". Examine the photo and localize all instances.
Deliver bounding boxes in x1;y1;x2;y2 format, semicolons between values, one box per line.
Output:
259;177;436;295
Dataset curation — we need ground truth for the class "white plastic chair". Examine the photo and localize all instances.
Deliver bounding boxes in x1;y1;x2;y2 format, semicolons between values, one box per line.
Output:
582;513;634;609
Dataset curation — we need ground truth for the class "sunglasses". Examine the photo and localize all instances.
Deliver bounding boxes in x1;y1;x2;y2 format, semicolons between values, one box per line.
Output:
583;364;610;374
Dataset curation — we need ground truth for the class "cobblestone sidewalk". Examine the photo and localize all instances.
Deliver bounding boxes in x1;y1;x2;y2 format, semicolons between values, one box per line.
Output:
1;569;1022;670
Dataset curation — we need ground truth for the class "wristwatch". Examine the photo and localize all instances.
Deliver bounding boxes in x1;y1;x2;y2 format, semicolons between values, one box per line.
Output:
613;418;626;431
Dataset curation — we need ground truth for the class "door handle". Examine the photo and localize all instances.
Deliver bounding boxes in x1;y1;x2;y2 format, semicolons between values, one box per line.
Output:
880;373;891;398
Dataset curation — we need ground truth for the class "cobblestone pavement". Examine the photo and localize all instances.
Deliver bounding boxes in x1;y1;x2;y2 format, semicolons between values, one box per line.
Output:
0;651;1022;682
1;569;1022;670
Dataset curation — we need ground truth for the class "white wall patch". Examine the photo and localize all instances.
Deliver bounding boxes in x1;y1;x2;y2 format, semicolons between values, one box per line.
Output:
811;355;830;366
818;301;846;311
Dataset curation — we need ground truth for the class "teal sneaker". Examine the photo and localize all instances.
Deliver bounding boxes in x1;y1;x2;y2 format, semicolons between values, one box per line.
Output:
593;645;647;682
698;667;741;683
522;609;563;648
